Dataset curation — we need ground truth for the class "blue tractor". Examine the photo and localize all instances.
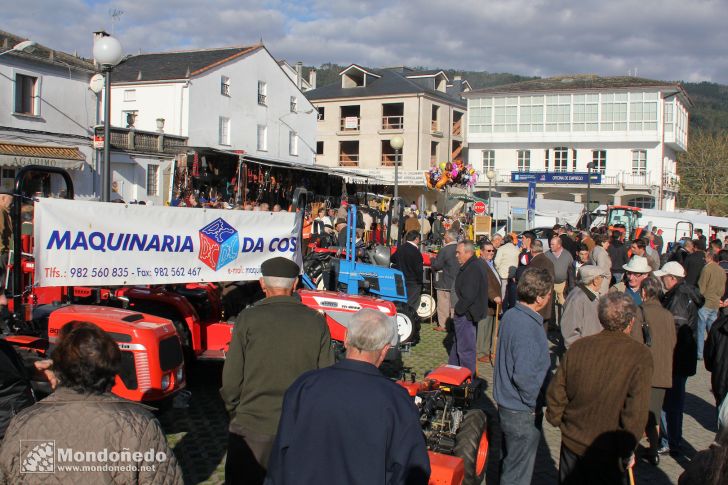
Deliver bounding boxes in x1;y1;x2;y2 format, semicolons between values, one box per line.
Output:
302;205;420;344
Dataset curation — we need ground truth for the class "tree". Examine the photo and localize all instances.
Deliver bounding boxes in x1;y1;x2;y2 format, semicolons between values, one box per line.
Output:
677;131;728;215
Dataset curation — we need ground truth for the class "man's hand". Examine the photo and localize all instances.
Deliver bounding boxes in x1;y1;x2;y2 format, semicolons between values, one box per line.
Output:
494;297;502;305
33;359;58;390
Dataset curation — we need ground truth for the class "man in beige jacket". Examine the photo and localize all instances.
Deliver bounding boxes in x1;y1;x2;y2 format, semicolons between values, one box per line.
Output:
698;249;727;359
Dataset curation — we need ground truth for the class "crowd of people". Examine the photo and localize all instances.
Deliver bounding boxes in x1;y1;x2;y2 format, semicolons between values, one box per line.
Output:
429;222;728;484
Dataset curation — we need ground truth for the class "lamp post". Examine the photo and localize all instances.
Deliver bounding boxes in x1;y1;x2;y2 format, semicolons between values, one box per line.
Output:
0;40;37;58
586;162;594;228
389;135;404;212
93;35;124;202
486;169;495;215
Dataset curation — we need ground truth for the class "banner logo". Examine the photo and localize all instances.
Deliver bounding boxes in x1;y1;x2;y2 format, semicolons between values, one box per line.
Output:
21;440;55;473
198;218;239;271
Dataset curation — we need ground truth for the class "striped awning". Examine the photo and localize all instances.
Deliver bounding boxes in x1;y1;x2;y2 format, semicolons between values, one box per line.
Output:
0;142;86;170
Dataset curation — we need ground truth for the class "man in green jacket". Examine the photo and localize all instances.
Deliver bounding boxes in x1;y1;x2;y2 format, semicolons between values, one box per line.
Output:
221;257;334;485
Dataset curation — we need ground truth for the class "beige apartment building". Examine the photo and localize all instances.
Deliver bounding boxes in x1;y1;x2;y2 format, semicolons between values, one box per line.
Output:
305;65;468;203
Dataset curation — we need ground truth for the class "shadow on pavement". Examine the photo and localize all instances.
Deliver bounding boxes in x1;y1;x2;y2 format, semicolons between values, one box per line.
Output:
684;391;718;434
159;361;228;485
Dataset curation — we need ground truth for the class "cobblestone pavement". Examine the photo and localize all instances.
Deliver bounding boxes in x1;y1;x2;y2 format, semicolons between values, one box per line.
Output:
160;321;719;484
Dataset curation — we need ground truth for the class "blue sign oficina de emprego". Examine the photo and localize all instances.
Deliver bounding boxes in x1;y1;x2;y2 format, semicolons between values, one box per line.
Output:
511;172;602;184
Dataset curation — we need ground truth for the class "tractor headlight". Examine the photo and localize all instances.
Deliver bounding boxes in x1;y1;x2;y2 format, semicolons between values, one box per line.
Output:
161;374;171;390
176;367;184;384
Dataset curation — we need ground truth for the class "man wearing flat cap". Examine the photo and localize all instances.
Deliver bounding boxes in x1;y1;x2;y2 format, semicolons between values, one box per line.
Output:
221;256;334;485
560;265;608;349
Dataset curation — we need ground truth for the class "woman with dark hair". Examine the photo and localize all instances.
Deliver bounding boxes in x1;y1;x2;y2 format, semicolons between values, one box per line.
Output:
679;427;728;485
0;322;182;484
640;276;677;466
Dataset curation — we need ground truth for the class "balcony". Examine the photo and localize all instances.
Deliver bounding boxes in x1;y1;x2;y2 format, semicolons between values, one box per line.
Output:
381;154;402;167
97;126;188;155
490;170;657;188
339;154;359;167
381;116;404;130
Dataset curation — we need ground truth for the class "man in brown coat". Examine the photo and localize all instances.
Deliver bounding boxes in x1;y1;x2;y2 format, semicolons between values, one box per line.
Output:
546;292;653;484
477;239;502;363
526;240;555;325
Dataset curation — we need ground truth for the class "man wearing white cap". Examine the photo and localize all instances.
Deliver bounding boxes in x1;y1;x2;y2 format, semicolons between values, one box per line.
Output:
610;256;652;307
654;261;704;457
561;265;608;349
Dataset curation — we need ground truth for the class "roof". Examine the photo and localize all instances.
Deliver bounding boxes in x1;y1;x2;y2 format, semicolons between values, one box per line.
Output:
465;74;692;105
0;29;95;73
111;45;263;82
305;65;466;107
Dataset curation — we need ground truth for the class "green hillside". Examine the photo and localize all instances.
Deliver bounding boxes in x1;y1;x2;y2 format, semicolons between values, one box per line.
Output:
307;64;728;132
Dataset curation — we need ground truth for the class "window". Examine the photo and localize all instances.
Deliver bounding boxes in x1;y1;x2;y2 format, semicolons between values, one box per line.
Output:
431;141;440;164
123;89;136;102
632;150;647;175
629;92;658;131
219;117;230;145
601;93;628;131
546;95;571;132
517;150;530;172
572;94;598;131
482;150;495;173
469;98;492;133
290;96;297;113
257;81;267;105
545;149;550;171
14;73;39;115
572;149;577;171
592;150;607;174
664;102;674;133
2;168;16;180
493;97;517;132
626;196;655;209
257;125;267;151
553;147;568;172
221;76;230;96
146;164;159;196
289;130;298;156
518;96;544;132
317;107;325;121
431;105;441;132
316;141;324;155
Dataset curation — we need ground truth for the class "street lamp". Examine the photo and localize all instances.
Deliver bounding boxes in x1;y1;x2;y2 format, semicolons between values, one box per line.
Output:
93;35;124;202
390;135;404;212
486;169;495;215
586;162;594;228
0;40;37;58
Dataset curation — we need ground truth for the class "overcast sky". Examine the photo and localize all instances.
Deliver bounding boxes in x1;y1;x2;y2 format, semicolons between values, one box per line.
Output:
5;0;728;84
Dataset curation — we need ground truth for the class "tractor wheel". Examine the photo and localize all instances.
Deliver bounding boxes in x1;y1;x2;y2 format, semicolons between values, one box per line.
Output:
395;303;420;345
416;293;436;320
173;320;195;367
454;409;489;485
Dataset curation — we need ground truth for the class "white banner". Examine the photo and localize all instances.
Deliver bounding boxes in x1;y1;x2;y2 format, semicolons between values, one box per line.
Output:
34;198;301;287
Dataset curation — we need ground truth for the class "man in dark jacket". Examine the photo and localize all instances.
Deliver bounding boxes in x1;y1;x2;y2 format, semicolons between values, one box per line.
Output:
0;340;36;439
525;240;556;326
391;231;424;311
683;240;706;287
449;240;488;376
221;257;335;484
430;230;459;331
608;231;630;285
265;309;429;485
654;261;705;456
705;313;728;409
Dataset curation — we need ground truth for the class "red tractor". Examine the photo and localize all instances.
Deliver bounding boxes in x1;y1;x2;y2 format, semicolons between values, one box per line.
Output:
4;165;185;404
398;365;489;485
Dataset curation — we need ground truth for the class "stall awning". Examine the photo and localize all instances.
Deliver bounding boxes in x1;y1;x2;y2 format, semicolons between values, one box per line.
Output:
0;142;86;170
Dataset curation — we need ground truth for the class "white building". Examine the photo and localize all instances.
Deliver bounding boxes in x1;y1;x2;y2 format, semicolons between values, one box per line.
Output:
0;30;97;196
278;60;316;92
108;44;317;165
464;75;690;211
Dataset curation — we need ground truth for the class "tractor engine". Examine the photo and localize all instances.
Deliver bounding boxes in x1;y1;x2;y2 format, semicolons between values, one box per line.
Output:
417;390;465;454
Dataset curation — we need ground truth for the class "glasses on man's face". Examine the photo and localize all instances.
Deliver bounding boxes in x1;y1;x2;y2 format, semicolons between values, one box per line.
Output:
483;249;495;253
626;271;647;277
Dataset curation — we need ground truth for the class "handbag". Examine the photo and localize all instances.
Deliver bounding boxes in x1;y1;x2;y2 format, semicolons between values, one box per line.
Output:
639;307;652;347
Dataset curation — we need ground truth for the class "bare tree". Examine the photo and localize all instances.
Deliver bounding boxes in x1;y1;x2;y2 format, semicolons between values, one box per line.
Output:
678;131;728;215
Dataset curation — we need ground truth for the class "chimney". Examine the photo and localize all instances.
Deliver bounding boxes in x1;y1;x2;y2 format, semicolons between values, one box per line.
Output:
309;68;317;90
295;61;303;90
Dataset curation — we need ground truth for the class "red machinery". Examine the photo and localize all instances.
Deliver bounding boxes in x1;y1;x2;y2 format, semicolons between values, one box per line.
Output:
606;205;643;241
4;165;184;403
398;365;489;485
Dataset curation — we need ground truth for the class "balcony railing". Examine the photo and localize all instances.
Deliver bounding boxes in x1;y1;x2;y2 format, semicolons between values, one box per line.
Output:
381;154;402;166
96;126;188;154
490;170;657;187
381;116;404;130
451;144;463;160
452;118;462;136
340;117;360;131
431;120;440;132
339;154;359;166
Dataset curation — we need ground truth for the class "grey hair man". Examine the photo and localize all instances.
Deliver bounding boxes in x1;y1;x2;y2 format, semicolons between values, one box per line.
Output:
265;309;430;484
221;257;334;485
560;265;607;349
